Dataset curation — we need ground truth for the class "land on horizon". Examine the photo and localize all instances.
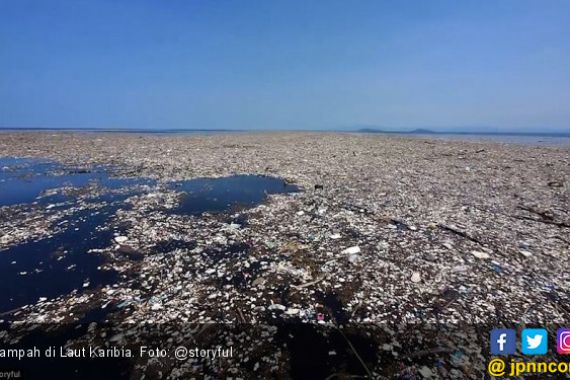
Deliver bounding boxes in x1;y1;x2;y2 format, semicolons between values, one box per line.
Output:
1;126;569;138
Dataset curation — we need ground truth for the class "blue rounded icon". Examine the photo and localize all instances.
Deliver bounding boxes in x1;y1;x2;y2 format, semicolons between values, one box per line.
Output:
522;328;548;355
491;329;516;355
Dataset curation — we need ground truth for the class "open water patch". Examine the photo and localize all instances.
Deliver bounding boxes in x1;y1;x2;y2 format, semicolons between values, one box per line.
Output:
0;207;120;313
0;157;155;207
0;157;155;313
0;158;301;316
169;174;299;215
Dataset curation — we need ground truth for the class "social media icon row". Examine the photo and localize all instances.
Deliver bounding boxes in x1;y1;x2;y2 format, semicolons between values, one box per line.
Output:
491;328;570;355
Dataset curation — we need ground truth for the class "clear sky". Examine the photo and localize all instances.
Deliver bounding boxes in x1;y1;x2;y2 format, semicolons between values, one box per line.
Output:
1;0;569;132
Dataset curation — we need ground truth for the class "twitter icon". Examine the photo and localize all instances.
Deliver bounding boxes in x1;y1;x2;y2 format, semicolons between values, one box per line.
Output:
522;328;548;355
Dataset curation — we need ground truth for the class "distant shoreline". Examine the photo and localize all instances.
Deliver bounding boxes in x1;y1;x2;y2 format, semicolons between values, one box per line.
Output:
0;127;569;138
0;127;246;134
354;128;570;138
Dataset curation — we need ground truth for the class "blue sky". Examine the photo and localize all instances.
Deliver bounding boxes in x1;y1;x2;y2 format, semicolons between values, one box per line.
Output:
1;0;569;132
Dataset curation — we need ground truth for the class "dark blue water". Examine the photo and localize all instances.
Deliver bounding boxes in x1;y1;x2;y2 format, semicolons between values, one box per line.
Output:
0;207;121;314
0;157;155;313
170;175;299;215
0;158;300;315
0;157;155;207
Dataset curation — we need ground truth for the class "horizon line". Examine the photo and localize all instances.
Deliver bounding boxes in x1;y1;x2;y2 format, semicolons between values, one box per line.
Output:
1;126;569;137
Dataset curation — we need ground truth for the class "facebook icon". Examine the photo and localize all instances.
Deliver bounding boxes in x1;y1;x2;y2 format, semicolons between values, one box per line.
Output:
491;329;516;355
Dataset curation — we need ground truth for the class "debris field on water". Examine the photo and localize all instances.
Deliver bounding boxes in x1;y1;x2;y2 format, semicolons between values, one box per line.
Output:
0;132;568;379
